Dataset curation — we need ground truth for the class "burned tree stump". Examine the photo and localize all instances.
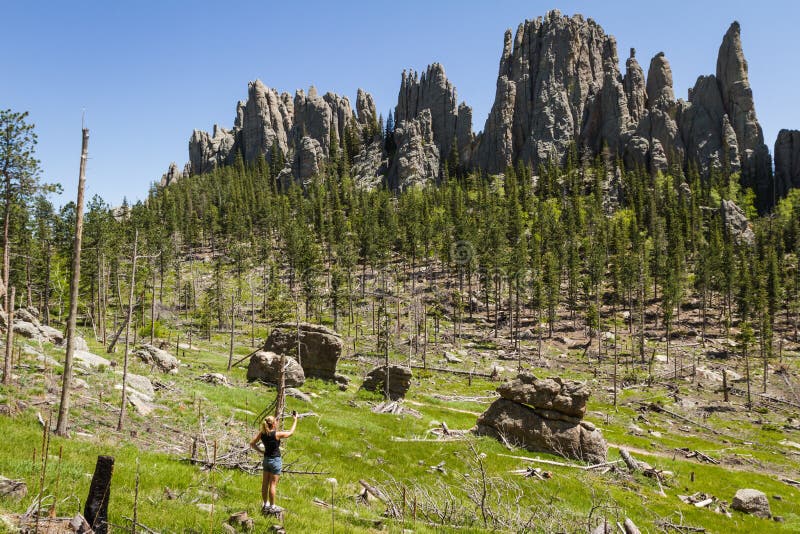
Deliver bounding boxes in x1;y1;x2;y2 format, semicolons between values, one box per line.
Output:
84;455;114;534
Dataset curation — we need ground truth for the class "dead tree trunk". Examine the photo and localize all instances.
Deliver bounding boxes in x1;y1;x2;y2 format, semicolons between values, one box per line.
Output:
117;230;138;432
227;294;235;371
84;455;114;534
2;286;15;384
55;127;88;436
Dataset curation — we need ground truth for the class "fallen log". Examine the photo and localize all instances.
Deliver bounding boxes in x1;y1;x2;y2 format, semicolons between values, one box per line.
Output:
497;453;622;471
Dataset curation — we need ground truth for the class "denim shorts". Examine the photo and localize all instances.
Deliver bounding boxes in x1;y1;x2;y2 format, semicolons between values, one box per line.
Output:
263;456;282;475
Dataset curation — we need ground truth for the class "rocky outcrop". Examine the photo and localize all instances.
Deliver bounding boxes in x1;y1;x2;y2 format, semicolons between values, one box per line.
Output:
474;12;622;173
471;11;777;208
395;64;472;167
292;136;325;182
176;11;790;207
717;22;772;206
389;109;441;191
246;350;305;387
624;52;684;174
361;364;412;400
238;80;293;163
679;75;739;175
264;323;343;381
356;89;377;131
721;199;755;246
189;125;236;175
351;141;387;190
388;109;440;190
188;80;377;184
623;49;646;124
475;374;607;463
160;162;182;187
775;129;800;199
731;488;771;518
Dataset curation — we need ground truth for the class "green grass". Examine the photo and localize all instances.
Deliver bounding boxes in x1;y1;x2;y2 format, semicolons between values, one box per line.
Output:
1;329;799;532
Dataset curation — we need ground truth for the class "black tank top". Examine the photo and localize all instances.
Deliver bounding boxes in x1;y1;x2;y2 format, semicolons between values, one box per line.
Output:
261;430;280;458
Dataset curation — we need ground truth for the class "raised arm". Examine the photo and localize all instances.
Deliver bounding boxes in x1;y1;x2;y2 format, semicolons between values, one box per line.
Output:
276;414;298;439
249;431;264;453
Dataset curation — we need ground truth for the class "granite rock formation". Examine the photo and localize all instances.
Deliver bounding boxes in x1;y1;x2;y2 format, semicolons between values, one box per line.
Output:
174;10;793;208
721;199;755;246
775;129;800;198
160;162;182;187
473;11;776;208
188;80;375;184
475;374;607;463
388;109;441;190
395;63;472;167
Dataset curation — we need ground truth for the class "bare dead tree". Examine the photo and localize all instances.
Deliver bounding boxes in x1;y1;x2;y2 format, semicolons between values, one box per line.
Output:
55;127;88;436
2;286;14;384
117;229;139;432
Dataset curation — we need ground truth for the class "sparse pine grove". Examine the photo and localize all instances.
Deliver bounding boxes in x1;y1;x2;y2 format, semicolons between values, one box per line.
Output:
1;111;800;532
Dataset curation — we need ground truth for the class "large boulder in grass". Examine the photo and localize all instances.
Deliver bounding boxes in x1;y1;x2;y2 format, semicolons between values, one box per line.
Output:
497;374;590;418
361;365;412;400
731;489;771;518
0;476;27;500
134;344;179;373
74;350;111;370
247;351;305;387
264;323;342;381
476;374;606;463
475;398;607;464
12;321;41;340
38;324;64;345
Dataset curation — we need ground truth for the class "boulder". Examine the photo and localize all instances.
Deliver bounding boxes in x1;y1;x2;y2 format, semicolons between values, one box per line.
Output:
196;373;230;387
38;324;64;344
264;323;342;381
246;351;305;387
12;321;40;339
0;476;27;500
497;374;590;418
122;373;155;402
475;398;607;464
15;308;40;326
731;488;771;518
361;365;412;400
74;350;111;370
134;344;179;373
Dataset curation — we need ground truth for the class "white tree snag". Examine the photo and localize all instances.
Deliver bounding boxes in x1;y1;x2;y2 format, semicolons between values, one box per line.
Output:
56;127;88;436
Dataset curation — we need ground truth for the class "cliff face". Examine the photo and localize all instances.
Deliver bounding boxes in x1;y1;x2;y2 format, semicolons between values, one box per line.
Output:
178;10;793;209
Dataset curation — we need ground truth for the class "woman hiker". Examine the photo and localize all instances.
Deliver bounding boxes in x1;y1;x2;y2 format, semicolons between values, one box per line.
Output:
250;411;298;513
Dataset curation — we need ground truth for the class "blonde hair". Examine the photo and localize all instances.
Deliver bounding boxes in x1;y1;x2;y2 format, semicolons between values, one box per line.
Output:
260;416;276;434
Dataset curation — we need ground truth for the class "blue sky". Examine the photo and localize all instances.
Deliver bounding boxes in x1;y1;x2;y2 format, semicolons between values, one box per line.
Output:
4;0;800;207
